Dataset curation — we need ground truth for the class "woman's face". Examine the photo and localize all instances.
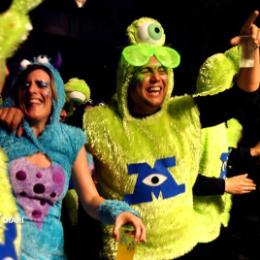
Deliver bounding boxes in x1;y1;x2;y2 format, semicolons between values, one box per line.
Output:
19;69;53;124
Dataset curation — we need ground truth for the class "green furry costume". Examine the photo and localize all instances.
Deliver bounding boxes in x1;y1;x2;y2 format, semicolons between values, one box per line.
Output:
83;48;203;259
126;17;244;244
0;0;42;258
193;46;242;243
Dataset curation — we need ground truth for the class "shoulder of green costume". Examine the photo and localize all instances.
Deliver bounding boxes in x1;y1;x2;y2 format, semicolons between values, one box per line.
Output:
196;48;239;95
83;104;118;128
169;94;195;108
167;94;198;116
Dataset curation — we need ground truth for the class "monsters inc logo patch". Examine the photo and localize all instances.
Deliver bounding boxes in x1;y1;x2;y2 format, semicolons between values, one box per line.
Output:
0;222;17;260
219;152;229;179
124;157;185;205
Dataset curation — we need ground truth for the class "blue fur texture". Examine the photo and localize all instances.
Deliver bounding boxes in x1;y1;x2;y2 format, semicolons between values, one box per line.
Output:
99;199;140;225
0;62;86;259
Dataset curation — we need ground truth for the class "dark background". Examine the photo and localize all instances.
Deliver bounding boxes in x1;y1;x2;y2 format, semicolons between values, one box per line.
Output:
4;0;260;102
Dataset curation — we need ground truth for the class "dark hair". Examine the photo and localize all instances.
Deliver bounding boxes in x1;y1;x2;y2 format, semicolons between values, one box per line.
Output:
14;64;57;105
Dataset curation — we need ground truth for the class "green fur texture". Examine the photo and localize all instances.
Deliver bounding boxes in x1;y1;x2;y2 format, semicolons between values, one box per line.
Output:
196;46;239;95
0;0;42;67
64;77;91;103
126;17;166;46
194;46;242;243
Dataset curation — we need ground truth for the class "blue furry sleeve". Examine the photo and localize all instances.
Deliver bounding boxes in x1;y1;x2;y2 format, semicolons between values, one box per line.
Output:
60;124;86;163
98;199;140;225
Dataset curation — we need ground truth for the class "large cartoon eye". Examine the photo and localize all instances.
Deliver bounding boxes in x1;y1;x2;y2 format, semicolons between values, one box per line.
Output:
35;55;49;64
137;22;164;45
142;173;167;187
20;59;31;70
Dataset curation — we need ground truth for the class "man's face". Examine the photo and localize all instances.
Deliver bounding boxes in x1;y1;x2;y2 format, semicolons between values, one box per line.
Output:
128;56;168;116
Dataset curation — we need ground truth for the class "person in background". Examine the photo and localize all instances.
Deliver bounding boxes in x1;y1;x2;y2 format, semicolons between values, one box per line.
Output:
191;45;256;259
60;77;98;259
226;59;260;259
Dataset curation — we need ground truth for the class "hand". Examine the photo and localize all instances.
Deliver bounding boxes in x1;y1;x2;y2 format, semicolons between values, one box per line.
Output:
250;142;260;157
225;173;256;194
230;10;260;47
113;212;146;243
0;107;24;136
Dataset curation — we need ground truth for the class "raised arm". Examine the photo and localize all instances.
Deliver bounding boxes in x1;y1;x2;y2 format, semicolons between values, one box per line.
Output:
232;10;260;92
72;146;146;242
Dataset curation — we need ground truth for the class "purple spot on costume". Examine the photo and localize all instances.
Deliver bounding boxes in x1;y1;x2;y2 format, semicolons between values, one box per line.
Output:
10;157;65;229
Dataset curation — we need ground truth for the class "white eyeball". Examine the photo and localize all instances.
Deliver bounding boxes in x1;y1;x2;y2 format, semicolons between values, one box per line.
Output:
137;21;164;45
36;55;49;64
20;59;31;70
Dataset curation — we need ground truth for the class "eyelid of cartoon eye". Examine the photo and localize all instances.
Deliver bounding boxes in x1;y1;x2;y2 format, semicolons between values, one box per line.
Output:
142;173;167;187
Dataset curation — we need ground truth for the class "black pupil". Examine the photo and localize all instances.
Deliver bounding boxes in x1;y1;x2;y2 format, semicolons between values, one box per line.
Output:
154;27;160;34
151;176;159;184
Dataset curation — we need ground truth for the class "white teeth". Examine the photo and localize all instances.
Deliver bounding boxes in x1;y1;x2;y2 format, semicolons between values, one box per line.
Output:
29;98;41;104
148;87;161;92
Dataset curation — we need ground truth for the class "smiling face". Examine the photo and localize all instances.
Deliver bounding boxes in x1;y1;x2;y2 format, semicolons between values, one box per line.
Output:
18;69;53;126
128;56;168;117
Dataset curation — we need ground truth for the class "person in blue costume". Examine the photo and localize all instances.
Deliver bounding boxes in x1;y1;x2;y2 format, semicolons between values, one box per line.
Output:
0;58;146;259
83;11;260;260
0;0;44;259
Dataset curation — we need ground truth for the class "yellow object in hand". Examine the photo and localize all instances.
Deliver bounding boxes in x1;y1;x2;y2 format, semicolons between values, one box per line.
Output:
116;225;136;260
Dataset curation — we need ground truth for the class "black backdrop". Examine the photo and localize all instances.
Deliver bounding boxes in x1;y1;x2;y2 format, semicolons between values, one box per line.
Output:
5;0;260;102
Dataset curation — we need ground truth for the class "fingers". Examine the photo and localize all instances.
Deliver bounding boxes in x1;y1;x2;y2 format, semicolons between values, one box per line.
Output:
225;174;256;194
235;174;256;194
231;10;260;46
113;222;120;241
230;36;240;46
133;221;146;242
238;185;256;194
241;10;259;34
0;108;24;132
113;212;146;243
16;125;24;137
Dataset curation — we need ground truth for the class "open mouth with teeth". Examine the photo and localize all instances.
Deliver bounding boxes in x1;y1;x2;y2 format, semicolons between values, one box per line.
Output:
146;86;163;96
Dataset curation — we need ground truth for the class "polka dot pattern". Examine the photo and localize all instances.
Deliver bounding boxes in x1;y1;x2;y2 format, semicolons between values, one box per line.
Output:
9;157;66;229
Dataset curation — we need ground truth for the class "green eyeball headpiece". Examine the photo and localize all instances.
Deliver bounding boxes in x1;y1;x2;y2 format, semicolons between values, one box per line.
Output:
127;17;166;46
122;43;181;68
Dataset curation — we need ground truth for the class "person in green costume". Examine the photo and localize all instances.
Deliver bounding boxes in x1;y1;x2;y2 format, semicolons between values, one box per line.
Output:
127;16;257;259
191;46;256;259
83;10;260;260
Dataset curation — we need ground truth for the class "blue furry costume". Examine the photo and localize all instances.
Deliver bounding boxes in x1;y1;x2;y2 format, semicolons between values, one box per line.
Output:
0;62;85;259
